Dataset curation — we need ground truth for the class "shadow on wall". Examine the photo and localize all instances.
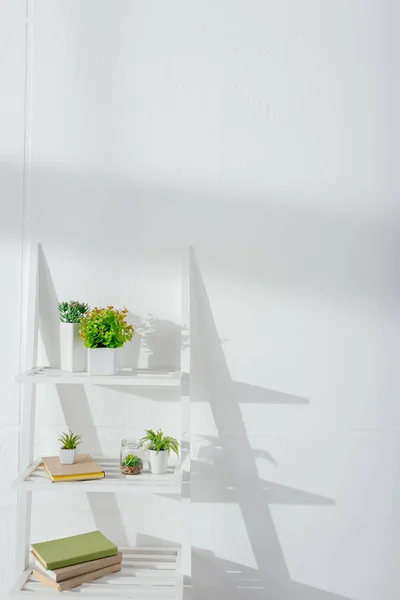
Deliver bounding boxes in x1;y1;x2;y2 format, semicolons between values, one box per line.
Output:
119;313;189;370
38;243;350;599
189;248;351;600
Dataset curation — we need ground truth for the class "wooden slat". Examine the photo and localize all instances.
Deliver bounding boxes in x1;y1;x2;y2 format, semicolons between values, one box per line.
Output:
12;458;181;494
15;366;182;387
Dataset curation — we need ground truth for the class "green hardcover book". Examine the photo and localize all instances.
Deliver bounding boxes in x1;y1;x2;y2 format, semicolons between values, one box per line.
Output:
31;531;118;570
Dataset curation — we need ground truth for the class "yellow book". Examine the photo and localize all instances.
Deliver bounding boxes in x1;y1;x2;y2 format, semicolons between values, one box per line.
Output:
41;454;105;482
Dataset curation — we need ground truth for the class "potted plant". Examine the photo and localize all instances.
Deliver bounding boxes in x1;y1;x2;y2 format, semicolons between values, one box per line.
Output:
120;454;143;475
58;301;90;372
139;429;180;474
58;430;82;465
79;306;134;375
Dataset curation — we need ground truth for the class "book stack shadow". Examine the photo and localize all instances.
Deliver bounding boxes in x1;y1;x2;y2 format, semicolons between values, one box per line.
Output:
31;531;122;592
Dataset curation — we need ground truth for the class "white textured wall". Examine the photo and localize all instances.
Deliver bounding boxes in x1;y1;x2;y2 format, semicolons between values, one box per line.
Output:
0;0;26;590
1;1;400;599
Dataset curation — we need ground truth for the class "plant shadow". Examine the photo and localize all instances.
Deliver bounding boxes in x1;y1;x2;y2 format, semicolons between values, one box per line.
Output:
188;248;351;599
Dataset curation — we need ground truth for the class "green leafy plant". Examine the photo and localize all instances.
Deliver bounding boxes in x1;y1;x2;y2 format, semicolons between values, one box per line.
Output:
139;429;180;456
79;306;134;348
121;454;143;468
58;429;82;450
58;301;90;323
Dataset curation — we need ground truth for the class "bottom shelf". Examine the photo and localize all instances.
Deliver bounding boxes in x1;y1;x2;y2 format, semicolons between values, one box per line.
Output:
11;547;183;599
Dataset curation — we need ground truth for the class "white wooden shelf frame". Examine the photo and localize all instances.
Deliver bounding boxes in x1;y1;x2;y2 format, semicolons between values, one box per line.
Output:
12;458;182;494
12;243;192;600
16;366;182;386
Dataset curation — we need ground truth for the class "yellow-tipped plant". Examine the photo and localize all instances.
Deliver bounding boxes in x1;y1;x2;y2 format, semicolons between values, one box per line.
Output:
80;306;134;349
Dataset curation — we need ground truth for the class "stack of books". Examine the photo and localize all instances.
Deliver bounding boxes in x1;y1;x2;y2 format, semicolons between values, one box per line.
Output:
31;531;122;592
41;454;105;482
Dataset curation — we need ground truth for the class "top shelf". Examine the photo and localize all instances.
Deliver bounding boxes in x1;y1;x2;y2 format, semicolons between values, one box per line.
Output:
16;367;182;387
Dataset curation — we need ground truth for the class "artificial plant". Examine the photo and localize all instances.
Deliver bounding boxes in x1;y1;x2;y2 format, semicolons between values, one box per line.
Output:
79;306;134;348
58;301;90;323
58;429;82;449
139;429;179;456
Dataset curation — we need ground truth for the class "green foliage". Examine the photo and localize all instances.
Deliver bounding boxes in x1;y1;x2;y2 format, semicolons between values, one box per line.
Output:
58;429;82;450
58;301;90;323
139;429;179;456
79;306;134;349
121;454;143;467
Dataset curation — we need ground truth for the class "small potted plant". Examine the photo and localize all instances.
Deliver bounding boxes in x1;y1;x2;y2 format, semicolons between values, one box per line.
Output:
139;429;180;474
58;430;82;465
58;301;90;372
79;306;134;375
120;454;143;475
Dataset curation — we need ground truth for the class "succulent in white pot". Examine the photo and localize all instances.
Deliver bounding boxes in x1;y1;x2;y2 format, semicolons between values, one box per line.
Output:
139;429;180;474
58;301;89;372
58;430;82;465
79;306;134;376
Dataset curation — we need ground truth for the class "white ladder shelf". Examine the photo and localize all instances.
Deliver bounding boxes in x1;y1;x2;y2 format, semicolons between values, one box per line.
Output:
11;243;192;600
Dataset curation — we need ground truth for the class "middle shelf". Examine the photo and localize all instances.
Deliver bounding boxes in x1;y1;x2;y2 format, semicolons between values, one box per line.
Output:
13;457;182;494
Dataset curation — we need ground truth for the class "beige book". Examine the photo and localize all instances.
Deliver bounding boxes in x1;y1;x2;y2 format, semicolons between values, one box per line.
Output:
33;552;122;582
32;562;122;591
41;454;105;482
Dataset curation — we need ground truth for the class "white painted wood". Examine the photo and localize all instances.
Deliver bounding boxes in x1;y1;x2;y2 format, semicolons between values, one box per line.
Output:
19;243;39;465
16;366;181;386
10;547;183;599
16;241;40;572
12;457;182;494
13;245;191;598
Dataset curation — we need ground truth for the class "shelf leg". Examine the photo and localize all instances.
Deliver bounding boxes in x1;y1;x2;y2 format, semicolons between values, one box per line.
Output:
15;242;39;577
16;491;33;573
16;382;37;573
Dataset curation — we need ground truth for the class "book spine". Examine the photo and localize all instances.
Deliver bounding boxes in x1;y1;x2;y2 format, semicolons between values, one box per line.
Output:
59;562;122;591
55;552;122;582
31;569;59;592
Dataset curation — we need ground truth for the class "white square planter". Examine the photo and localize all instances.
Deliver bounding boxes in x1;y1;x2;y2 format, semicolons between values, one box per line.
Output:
88;348;116;375
148;450;169;474
60;323;87;372
59;449;76;465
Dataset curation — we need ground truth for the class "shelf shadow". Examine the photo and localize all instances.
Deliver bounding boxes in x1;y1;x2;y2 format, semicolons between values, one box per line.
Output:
38;244;129;546
190;448;334;506
190;248;352;600
137;534;350;600
104;378;309;405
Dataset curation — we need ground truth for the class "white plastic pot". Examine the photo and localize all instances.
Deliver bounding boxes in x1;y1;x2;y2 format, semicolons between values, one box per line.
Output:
60;323;87;372
148;450;169;474
88;348;116;375
59;448;76;465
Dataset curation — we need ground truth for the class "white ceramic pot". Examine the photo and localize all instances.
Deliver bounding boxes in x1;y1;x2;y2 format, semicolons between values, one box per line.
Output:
59;448;76;465
148;450;169;474
60;323;87;372
88;348;116;375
